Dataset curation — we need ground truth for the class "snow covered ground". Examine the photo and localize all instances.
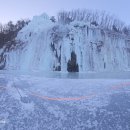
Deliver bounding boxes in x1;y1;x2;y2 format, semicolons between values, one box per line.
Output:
0;71;130;130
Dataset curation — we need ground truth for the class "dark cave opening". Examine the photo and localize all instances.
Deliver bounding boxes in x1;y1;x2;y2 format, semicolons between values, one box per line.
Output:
67;51;79;72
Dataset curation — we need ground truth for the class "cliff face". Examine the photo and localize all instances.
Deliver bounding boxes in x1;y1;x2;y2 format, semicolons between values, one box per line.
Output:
5;14;130;72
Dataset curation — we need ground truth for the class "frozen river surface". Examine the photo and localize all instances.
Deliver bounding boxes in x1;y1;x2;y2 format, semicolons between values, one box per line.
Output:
0;71;130;130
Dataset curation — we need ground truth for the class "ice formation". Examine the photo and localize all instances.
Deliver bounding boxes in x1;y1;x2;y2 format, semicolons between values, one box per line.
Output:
4;13;130;72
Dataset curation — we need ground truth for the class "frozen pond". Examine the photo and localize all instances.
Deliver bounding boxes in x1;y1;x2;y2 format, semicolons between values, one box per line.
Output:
1;70;130;79
0;70;130;130
33;71;130;79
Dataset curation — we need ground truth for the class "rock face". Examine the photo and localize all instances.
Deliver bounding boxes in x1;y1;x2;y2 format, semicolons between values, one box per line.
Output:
4;13;130;72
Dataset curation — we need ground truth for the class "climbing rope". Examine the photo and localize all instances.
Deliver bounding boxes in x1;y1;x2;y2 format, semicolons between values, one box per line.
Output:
0;78;130;101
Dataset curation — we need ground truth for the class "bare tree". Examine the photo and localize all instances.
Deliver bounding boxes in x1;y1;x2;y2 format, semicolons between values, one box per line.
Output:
57;9;129;34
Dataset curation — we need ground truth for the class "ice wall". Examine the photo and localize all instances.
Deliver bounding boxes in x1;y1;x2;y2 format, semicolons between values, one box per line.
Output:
5;14;130;72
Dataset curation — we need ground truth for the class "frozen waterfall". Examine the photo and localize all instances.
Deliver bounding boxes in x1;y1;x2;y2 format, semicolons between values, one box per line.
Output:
4;14;130;72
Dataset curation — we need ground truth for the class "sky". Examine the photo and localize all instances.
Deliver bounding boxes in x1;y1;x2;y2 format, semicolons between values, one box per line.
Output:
0;0;130;25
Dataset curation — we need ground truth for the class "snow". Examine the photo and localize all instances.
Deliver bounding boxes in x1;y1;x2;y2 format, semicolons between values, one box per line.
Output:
0;12;130;129
1;11;130;128
0;71;130;129
4;13;130;72
5;13;54;71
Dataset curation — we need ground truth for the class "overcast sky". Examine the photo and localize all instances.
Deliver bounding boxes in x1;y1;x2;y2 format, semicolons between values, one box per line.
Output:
0;0;130;24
